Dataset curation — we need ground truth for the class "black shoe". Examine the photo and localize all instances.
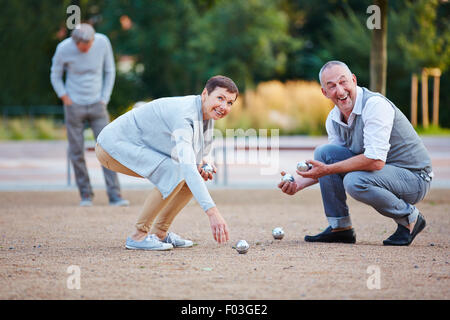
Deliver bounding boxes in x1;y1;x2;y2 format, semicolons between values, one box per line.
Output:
383;213;426;246
304;226;356;243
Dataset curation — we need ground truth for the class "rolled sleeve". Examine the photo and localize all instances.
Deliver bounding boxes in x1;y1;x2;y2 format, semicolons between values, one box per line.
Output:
362;97;395;162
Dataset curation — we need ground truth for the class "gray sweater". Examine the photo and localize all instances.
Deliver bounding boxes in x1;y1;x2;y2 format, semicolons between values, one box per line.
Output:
50;33;115;105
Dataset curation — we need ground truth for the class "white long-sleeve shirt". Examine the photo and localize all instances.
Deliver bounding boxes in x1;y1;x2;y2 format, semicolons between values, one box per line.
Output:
325;86;395;162
50;33;115;105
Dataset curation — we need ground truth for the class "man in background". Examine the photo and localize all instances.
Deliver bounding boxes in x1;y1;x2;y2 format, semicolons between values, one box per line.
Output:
50;23;129;207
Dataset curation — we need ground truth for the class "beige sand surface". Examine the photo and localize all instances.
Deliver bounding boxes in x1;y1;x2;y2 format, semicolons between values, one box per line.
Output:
0;188;448;299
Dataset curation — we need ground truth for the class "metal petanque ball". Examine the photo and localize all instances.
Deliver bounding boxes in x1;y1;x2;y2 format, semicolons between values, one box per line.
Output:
272;227;285;240
281;173;295;182
235;240;249;254
296;161;312;172
201;163;214;173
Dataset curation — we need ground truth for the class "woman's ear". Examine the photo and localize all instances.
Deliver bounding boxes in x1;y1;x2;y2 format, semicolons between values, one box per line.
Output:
201;88;208;100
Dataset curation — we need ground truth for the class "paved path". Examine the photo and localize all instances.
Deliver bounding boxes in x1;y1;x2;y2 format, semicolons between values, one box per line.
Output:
0;136;449;191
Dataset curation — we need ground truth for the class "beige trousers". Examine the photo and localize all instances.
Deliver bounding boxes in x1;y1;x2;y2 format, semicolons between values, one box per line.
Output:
95;143;193;234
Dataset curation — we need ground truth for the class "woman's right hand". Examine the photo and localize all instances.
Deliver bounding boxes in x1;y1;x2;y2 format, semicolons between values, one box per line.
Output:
278;171;300;195
206;207;229;244
198;162;216;181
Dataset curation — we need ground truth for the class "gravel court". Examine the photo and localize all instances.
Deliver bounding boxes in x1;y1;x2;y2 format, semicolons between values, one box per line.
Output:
0;188;448;300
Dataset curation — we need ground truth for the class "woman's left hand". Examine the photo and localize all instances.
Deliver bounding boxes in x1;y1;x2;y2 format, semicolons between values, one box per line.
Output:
198;162;216;181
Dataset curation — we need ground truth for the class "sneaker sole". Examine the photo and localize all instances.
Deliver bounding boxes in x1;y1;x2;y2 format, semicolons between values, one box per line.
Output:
172;243;194;248
305;238;356;244
125;245;173;251
304;235;356;244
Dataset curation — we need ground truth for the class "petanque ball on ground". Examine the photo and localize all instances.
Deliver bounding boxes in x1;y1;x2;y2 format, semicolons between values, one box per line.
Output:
236;240;249;254
272;227;285;240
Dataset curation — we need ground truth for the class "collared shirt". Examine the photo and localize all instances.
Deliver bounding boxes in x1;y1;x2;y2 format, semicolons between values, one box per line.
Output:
325;86;395;162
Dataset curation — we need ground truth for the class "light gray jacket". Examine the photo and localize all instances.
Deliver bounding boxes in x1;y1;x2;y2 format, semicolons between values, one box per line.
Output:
97;95;215;211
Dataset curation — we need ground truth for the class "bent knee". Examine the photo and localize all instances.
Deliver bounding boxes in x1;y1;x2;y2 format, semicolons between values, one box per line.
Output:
343;172;369;199
314;144;350;163
314;144;334;161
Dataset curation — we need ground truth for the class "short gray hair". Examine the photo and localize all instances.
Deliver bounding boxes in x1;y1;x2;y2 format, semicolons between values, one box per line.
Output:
318;60;352;87
71;23;95;43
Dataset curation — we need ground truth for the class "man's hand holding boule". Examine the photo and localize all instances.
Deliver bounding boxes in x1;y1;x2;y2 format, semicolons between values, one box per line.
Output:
296;159;329;180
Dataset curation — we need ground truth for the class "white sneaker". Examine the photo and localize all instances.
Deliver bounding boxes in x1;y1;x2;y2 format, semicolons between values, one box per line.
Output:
109;198;130;207
125;234;173;251
162;232;193;248
79;198;93;207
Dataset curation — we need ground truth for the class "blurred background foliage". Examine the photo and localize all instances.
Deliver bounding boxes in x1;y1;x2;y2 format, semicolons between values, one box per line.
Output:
0;0;448;138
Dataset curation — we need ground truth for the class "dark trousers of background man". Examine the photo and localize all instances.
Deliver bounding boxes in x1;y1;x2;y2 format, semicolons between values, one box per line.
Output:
64;101;122;201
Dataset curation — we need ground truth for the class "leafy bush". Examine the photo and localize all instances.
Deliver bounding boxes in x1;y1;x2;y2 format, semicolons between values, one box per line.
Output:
34;118;58;140
7;118;35;140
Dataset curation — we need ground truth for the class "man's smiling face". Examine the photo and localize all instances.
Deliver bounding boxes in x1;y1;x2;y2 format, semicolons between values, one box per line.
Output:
201;86;237;120
320;65;357;114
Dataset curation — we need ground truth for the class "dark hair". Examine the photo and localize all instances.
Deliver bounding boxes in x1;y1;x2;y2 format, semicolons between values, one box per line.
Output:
205;75;239;97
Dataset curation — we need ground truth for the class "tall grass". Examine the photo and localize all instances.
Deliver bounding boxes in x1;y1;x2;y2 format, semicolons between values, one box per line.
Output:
415;125;450;136
0;117;66;140
6;118;35;140
215;80;333;135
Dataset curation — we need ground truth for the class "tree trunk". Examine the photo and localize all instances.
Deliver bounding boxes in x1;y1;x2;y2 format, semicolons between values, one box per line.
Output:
411;74;418;127
421;69;429;129
432;74;440;127
370;0;388;95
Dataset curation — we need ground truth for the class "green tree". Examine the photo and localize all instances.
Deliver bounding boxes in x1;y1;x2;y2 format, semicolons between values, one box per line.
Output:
318;5;372;87
398;0;450;73
316;0;450;126
99;0;301;102
0;0;71;108
279;0;370;82
188;0;302;92
99;0;201;99
0;0;107;114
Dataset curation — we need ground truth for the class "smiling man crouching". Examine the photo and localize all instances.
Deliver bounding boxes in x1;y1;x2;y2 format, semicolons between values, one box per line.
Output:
278;61;433;246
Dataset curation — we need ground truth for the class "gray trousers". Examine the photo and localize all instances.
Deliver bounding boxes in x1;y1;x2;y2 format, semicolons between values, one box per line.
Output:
64;101;121;201
314;144;431;229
